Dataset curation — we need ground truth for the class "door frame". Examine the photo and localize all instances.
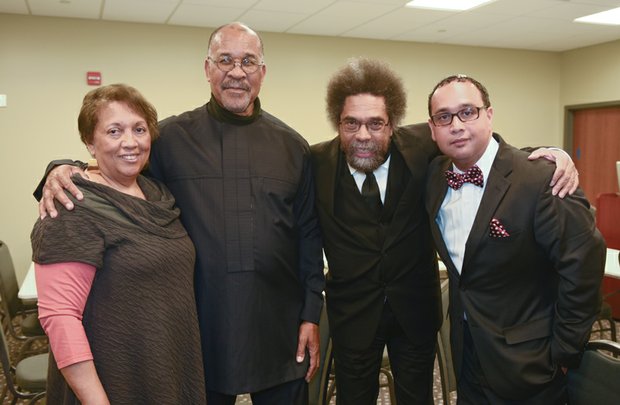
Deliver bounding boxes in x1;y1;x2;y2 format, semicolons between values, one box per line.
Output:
563;100;620;153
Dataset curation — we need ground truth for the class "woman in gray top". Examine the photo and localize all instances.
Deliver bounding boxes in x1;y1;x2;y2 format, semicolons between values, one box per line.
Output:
31;84;206;405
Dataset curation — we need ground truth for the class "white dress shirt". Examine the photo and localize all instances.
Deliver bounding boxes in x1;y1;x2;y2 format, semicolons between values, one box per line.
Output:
436;137;499;274
348;154;391;204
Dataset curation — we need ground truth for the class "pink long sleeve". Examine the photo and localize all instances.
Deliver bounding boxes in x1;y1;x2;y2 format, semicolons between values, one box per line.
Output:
35;262;96;369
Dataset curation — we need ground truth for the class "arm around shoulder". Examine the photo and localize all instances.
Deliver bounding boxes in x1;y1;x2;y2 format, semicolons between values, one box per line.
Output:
34;160;88;219
33;159;87;200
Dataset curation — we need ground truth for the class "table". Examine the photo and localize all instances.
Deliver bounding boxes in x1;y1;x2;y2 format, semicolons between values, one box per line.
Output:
602;248;620;319
18;261;37;301
604;248;620;279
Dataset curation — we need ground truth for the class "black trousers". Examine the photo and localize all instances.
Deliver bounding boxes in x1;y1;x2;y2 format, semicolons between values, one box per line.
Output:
332;301;436;405
457;322;567;405
206;378;308;405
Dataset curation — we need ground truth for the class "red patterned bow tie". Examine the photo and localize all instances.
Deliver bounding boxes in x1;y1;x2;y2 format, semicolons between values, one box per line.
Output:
445;165;484;190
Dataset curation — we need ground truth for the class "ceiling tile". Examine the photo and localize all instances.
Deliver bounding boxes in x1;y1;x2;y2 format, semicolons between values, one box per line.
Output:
253;0;335;14
525;2;609;20
341;0;410;4
0;0;29;14
474;0;558;16
182;0;256;6
344;7;451;40
431;14;620;51
29;0;101;20
573;0;620;7
239;10;308;32
287;1;402;36
168;4;245;28
393;12;512;43
104;0;177;24
2;0;620;52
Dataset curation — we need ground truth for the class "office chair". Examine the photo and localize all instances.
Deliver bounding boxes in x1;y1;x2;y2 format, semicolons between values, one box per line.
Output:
591;298;618;342
0;241;47;358
309;295;333;405
378;348;396;402
567;339;620;405
437;278;457;405
0;317;47;404
595;193;620;249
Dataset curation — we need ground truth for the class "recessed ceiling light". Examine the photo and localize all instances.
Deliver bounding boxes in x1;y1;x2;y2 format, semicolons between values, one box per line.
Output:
575;7;620;25
405;0;496;12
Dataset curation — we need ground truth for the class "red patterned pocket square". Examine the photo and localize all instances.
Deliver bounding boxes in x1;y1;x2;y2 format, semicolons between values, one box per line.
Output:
489;218;510;238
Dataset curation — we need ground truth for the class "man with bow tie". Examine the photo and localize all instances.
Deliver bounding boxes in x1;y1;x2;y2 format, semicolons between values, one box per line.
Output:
311;59;581;405
425;74;606;404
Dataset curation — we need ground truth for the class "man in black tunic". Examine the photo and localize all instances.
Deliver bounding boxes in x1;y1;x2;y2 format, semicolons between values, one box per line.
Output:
150;22;325;404
36;22;324;405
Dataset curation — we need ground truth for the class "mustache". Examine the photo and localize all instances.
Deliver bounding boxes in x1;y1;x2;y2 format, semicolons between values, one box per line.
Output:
349;140;379;152
222;80;250;91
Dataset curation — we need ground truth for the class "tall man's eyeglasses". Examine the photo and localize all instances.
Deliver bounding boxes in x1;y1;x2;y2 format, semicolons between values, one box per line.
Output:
207;55;264;74
339;118;390;134
430;106;486;126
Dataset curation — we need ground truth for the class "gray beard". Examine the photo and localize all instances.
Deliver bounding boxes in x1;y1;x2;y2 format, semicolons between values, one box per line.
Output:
343;140;389;172
346;153;385;172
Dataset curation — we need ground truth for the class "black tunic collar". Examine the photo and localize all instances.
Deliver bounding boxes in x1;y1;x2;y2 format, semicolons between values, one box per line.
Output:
206;94;262;126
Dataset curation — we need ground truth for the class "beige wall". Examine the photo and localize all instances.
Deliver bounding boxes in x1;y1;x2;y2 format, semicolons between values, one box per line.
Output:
0;13;616;280
561;39;620;106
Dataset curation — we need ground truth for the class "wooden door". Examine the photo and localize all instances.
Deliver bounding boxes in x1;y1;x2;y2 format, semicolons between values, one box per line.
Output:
573;107;620;320
572;107;620;204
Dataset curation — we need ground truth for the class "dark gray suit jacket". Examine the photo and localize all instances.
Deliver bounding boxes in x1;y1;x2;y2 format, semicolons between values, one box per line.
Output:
425;133;605;400
311;123;442;350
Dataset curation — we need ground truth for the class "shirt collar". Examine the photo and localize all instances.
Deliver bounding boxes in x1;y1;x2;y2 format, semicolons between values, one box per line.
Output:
206;94;262;125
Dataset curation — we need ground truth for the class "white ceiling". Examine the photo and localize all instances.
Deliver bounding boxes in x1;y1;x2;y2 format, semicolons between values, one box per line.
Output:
3;0;620;52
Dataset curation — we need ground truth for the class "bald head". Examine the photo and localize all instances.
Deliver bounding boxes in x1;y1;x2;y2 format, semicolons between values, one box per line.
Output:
208;22;264;59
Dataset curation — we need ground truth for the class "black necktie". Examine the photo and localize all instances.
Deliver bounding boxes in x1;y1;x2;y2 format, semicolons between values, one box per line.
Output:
362;171;382;217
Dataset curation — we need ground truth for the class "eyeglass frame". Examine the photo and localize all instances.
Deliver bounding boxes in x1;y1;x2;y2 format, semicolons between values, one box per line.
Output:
207;55;265;74
429;106;487;127
338;118;391;134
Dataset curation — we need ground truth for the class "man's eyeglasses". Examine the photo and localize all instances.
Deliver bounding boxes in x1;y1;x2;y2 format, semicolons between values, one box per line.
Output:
430;106;486;126
208;55;264;74
339;118;390;134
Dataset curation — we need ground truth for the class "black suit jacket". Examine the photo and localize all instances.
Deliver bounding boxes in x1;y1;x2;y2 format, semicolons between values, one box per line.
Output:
425;134;605;400
311;123;442;350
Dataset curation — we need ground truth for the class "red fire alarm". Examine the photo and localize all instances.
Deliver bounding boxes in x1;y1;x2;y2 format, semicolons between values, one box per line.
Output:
86;71;102;86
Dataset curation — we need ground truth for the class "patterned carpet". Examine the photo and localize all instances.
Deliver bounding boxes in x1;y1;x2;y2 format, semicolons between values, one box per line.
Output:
234;356;456;404
1;320;617;404
240;318;619;404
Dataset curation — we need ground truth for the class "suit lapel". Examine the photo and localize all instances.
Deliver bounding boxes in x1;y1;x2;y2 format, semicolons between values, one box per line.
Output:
426;156;460;278
461;136;512;272
314;137;341;217
381;133;425;248
426;157;451;227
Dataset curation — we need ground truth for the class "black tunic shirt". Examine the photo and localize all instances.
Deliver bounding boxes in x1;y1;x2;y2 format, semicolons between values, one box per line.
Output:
150;96;324;394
